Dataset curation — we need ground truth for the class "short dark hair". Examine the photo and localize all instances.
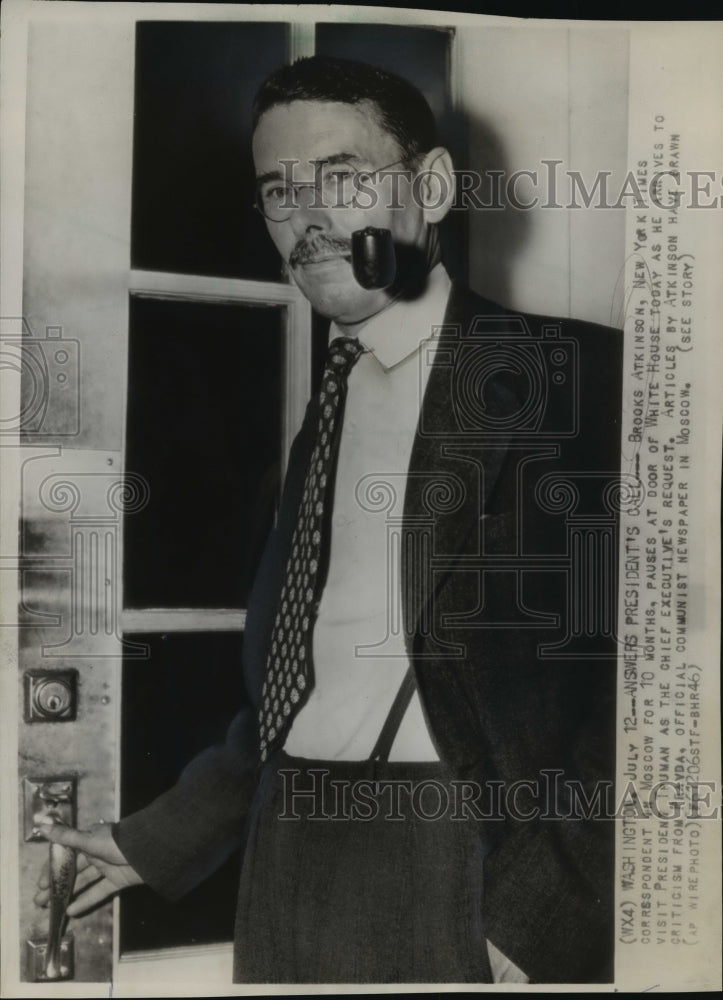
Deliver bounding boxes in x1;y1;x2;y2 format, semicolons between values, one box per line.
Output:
252;55;438;165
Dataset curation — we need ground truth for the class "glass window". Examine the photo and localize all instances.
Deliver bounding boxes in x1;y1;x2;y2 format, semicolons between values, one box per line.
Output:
131;21;287;280
120;631;247;952
123;296;282;609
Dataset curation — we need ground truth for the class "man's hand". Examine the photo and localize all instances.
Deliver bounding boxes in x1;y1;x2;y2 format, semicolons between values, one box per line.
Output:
34;821;144;917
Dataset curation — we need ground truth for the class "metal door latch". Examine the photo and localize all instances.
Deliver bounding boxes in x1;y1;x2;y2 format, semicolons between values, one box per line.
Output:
24;783;78;980
26;935;74;982
24;670;77;722
24;777;77;842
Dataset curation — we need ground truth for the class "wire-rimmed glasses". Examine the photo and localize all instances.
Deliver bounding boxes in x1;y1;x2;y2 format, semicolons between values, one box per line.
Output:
254;158;407;223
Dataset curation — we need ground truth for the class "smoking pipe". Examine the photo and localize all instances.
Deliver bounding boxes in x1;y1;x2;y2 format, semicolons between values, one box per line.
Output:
351;226;396;289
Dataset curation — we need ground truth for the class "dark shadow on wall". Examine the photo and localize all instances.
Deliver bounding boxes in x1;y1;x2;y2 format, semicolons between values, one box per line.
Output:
461;113;532;312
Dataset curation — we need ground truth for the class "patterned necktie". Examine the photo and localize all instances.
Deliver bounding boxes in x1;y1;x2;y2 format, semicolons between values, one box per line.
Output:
258;336;364;762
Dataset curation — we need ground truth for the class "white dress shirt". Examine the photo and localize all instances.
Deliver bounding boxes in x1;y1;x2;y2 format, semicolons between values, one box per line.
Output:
284;264;452;761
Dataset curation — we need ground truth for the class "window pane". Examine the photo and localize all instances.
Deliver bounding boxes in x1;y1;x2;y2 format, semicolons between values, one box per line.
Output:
316;23;466;284
132;21;287;280
124;296;282;609
120;632;247;952
317;23;452;129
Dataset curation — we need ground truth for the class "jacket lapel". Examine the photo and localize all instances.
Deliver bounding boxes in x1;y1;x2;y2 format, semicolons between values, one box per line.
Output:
401;283;516;648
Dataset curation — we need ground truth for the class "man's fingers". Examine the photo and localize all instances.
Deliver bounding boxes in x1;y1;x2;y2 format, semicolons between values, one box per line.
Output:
66;877;118;917
36;820;89;852
38;821;130;867
34;887;50;908
72;863;101;895
35;859;50;905
33;826;136;912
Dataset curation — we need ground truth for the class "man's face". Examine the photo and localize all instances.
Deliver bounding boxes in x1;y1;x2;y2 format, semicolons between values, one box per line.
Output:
252;99;429;326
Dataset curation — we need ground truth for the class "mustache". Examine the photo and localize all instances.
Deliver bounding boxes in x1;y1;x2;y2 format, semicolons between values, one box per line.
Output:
289;234;352;268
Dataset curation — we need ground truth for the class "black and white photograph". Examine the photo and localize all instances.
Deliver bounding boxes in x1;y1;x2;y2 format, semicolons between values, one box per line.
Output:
1;2;720;994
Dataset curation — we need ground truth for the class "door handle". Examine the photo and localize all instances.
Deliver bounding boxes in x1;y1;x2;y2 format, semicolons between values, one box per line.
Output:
44;818;77;979
27;800;77;982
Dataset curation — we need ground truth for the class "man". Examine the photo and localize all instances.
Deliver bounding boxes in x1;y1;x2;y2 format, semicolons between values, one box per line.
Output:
38;56;621;984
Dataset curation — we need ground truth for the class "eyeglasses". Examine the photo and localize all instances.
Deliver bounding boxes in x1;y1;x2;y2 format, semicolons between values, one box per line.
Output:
254;158;407;223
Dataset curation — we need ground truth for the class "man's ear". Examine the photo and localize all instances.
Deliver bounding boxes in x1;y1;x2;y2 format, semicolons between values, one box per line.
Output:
416;147;455;224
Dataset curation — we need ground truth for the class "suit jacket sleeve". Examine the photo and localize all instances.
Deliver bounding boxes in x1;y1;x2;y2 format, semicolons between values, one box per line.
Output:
112;706;259;901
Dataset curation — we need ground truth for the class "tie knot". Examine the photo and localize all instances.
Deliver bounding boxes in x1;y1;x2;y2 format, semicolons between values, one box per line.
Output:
326;337;364;377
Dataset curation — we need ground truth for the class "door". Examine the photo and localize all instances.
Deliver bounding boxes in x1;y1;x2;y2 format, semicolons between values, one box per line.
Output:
13;14;458;987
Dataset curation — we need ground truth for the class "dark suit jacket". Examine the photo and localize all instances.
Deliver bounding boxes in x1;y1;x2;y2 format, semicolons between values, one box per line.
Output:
116;284;623;984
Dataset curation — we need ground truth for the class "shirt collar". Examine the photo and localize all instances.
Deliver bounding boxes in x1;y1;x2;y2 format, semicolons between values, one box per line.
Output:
329;263;452;373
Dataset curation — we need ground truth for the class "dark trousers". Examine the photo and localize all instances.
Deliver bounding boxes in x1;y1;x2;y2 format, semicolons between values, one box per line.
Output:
234;750;493;984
